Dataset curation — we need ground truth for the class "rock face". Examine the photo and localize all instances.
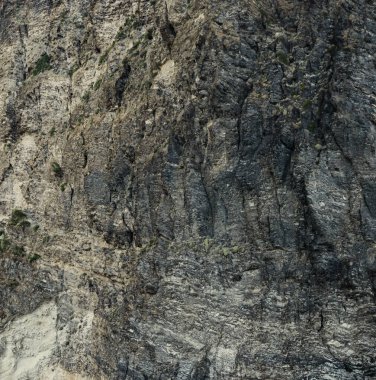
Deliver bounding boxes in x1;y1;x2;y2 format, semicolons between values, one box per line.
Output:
0;0;375;378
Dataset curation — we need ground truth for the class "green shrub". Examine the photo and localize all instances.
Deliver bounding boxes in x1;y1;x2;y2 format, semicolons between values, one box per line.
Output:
99;49;110;65
82;91;91;102
60;9;69;20
222;247;230;256
124;15;136;27
203;238;212;252
10;244;25;257
303;99;313;109
18;220;31;229
28;254;41;263
68;64;79;77
10;210;27;226
144;80;152;89
116;27;127;41
0;232;10;253
231;245;241;253
8;279;19;288
93;78;102;91
75;113;85;125
51;162;63;177
276;52;289;65
32;53;52;76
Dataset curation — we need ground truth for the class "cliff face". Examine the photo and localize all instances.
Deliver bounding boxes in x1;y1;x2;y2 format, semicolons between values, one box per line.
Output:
0;0;375;378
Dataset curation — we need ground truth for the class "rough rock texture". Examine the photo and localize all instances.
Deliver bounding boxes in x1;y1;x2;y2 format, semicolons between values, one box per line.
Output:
0;0;375;378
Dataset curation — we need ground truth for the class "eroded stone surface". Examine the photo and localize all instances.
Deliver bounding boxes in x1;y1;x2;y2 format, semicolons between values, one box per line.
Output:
0;0;375;379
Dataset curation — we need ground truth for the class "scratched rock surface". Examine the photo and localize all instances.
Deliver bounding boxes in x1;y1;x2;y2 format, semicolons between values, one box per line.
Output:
0;0;375;379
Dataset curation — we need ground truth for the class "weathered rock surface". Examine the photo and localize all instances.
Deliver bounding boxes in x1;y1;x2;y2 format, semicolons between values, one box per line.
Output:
0;0;375;378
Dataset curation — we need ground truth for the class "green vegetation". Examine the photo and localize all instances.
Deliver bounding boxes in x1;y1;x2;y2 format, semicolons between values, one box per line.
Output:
60;9;69;20
0;229;40;261
68;64;79;77
115;14;149;41
0;231;10;253
125;15;136;27
0;231;25;257
116;27;127;41
75;113;85;125
28;254;41;263
139;237;158;253
129;31;151;57
10;245;25;257
99;48;111;65
115;15;139;43
222;247;231;256
17;220;31;229
276;52;289;65
8;210;31;231
82;91;91;102
231;245;241;253
10;210;28;226
49;127;56;137
203;238;212;252
51;162;63;177
144;80;152;89
93;78;102;91
60;183;67;192
303;99;313;109
32;53;52;76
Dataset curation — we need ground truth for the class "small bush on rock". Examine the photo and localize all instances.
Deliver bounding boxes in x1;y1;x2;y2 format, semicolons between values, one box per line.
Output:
32;53;52;76
51;162;63;177
10;210;28;226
